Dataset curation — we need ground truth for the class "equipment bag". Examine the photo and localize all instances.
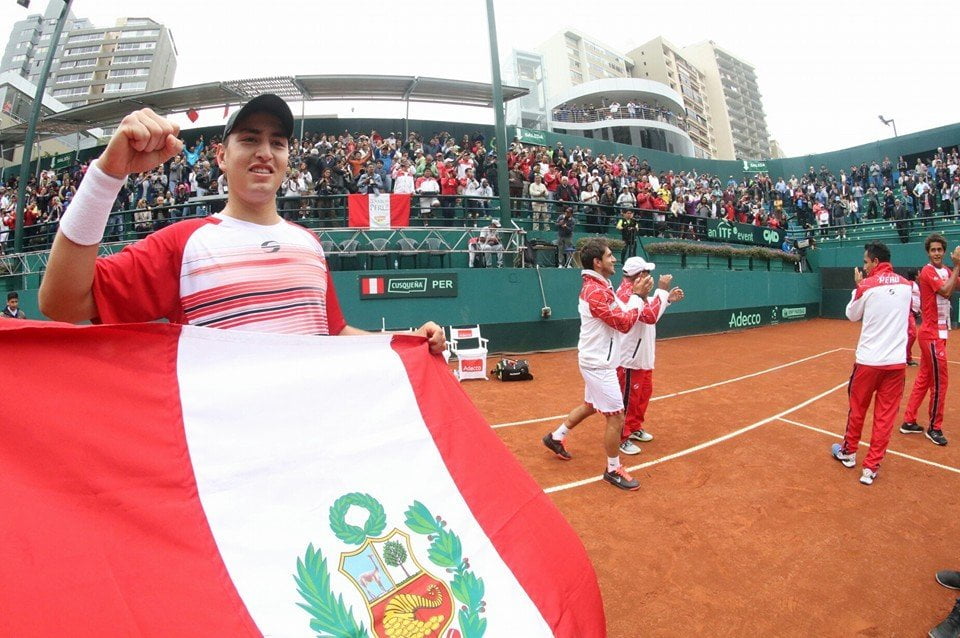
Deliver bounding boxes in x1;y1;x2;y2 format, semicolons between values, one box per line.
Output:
492;358;533;381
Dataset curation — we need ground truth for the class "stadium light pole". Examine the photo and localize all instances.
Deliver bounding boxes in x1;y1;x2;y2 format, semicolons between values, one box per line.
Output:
14;0;74;254
878;114;898;137
484;0;512;226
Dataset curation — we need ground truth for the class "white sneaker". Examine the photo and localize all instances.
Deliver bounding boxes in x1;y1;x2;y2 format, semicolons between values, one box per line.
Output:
831;443;856;468
629;429;654;443
860;468;877;485
619;440;641;455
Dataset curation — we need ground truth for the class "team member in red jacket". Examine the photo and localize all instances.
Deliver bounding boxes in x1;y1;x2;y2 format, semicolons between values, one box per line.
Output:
542;238;651;491
614;257;684;454
832;241;913;485
900;233;960;445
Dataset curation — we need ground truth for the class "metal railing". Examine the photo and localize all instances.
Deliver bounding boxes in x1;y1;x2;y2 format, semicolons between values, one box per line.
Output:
550;107;683;129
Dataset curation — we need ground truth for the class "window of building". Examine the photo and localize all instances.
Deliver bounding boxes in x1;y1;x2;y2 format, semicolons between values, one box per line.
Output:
103;80;147;93
119;29;160;39
11;54;26;63
115;41;155;51
52;86;90;97
56;72;93;83
114;54;153;64
570;70;583;83
65;45;99;55
20;28;34;38
69;32;104;43
108;67;148;78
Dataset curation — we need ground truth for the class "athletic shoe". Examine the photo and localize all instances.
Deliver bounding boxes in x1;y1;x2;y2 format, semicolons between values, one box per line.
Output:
936;570;960;590
859;468;878;485
831;443;856;468
928;598;960;638
629;429;654;442
900;421;923;434
603;466;640;491
542;433;572;460
619;440;641;455
926;428;949;446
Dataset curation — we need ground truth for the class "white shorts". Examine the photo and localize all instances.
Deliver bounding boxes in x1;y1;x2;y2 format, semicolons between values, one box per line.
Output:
580;366;624;415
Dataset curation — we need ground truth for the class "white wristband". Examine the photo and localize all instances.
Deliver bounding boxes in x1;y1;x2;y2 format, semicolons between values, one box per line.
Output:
58;160;125;246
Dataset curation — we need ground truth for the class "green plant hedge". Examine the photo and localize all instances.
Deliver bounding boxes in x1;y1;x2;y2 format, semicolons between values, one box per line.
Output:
645;241;800;264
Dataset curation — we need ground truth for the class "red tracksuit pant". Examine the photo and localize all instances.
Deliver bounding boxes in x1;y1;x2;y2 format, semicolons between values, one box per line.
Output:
906;317;917;363
617;367;653;441
843;364;905;471
904;338;948;430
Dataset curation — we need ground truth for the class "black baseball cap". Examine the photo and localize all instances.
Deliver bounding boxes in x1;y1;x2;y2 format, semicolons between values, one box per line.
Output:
223;94;294;139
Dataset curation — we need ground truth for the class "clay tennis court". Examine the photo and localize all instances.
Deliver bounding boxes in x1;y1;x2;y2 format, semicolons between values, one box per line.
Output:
460;318;960;637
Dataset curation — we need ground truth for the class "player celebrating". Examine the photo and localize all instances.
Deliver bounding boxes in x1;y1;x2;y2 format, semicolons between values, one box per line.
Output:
899;234;960;446
542;238;651;491
831;241;913;485
38;95;444;351
614;257;684;454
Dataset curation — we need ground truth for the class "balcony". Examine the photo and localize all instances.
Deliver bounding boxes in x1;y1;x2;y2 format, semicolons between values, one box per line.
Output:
551;104;682;128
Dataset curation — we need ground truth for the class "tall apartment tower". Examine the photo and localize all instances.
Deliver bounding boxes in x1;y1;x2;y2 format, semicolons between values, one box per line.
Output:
625;37;716;159
1;1;176;109
682;41;770;160
534;29;633;95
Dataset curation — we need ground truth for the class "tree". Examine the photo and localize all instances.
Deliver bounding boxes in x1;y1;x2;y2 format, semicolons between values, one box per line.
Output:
382;540;410;580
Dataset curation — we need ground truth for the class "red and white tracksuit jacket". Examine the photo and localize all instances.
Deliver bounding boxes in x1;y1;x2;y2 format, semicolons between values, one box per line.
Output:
842;261;912;471
905;263;953;430
614;281;671;439
577;270;640;370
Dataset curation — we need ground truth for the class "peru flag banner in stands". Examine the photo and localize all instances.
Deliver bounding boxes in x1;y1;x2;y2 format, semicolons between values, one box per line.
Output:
348;193;411;228
0;321;604;638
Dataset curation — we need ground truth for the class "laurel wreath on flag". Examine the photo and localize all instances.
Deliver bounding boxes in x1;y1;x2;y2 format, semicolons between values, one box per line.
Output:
294;543;367;638
404;501;488;638
329;492;387;546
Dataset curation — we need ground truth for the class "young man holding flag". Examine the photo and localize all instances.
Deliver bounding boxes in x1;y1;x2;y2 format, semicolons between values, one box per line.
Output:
543;238;652;491
38;95;443;351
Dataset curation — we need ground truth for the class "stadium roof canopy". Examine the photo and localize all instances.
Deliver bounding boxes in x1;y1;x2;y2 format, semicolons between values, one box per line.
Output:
0;75;529;146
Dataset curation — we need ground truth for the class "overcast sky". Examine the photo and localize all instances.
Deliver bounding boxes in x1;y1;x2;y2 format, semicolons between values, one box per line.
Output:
2;0;958;157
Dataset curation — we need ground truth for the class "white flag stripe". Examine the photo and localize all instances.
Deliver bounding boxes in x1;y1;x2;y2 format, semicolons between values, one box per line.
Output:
177;328;551;637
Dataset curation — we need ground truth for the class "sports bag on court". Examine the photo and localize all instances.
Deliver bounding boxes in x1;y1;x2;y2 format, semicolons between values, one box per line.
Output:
492;358;533;381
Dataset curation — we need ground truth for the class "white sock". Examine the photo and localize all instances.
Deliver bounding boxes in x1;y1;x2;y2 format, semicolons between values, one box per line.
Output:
607;457;620;472
551;424;570;440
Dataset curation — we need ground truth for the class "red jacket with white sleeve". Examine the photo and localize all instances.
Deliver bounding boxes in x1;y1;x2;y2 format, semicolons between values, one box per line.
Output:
577;270;640;369
615;280;670;370
845;261;912;367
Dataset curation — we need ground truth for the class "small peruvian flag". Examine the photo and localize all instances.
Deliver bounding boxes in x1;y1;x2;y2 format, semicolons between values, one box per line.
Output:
361;276;385;296
347;194;411;228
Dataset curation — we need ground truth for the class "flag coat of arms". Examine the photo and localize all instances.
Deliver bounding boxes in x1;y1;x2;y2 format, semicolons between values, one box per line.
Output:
348;193;412;228
1;321;605;637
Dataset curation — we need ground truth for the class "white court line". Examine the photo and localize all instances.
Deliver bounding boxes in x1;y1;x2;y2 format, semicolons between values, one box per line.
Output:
778;417;960;475
491;348;844;430
543;381;848;493
839;346;960;366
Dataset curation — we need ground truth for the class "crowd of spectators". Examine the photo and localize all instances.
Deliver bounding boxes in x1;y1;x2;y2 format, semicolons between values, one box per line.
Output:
551;99;681;128
1;114;959;255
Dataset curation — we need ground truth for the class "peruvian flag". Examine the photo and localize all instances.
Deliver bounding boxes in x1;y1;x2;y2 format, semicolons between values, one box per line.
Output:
361;276;385;296
348;193;411;228
1;321;604;638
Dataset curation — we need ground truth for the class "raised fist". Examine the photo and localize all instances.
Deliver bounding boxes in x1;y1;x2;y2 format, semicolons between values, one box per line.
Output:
97;108;183;179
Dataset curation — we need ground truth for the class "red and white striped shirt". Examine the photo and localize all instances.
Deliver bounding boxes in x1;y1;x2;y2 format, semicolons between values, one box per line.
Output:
93;214;345;335
917;263;952;341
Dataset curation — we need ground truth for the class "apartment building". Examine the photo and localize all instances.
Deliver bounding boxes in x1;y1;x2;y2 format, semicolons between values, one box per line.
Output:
625;37;716;159
683;41;771;161
1;1;176;109
534;29;633;95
